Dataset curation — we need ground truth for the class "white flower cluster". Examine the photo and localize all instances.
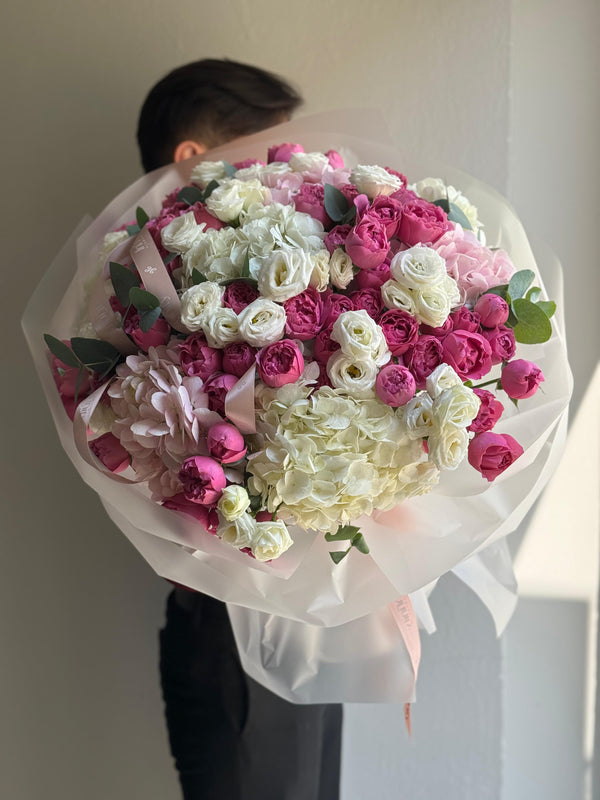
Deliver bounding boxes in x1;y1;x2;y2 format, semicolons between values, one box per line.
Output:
216;485;293;561
382;245;460;327
327;310;390;397
247;384;438;533
411;177;484;239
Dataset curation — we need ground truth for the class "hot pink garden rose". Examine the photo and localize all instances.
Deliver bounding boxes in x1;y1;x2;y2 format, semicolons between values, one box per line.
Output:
204;373;238;415
321;292;354;329
482;324;516;365
222;342;257;377
501;359;544;399
89;432;130;473
325;149;345;169
313;327;340;364
349;288;383;319
354;260;391;290
468;432;524;481
223;281;260;314
178;334;222;381
293;182;331;227
375;364;416;407
324;224;352;254
450;307;481;333
345;216;389;269
398;199;451;246
378;309;419;355
284;287;323;340
267;142;304;163
178;456;227;504
207;422;247;464
420;317;454;338
123;313;171;351
257;340;304;388
474;293;510;327
367;195;404;238
405;335;444;388
442;331;492;380
468;389;504;433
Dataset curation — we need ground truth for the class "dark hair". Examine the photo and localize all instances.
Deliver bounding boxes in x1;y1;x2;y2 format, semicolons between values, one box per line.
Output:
137;59;303;173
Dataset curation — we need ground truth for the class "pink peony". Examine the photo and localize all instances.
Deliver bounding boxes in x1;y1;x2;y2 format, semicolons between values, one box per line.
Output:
293;182;331;227
482;324;516;365
404;335;445;388
325;149;345;169
345;216;389;269
204;373;238;415
349;288;383;319
474;293;510;328
207;422;247;464
420;317;454;338
398;199;451;246
284;287;323;340
450;306;481;333
313;327;340;364
375;364;416;407
366;195;404;237
89;432;130;473
222;342;257;378
123;312;171;351
442;331;492;381
178;456;227;504
324;224;351;254
378;309;419;355
189;201;226;231
178;334;222;381
468;389;504;433
501;359;544;399
257;340;304;388
354;260;391;290
321;292;354;329
50;348;101;420
223;281;260;314
468;432;524;481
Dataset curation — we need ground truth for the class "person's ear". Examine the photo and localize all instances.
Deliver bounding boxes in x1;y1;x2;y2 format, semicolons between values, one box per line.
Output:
173;140;207;163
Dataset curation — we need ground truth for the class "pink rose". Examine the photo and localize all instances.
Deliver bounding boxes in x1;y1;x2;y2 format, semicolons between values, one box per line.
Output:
354;260;391;290
189;202;226;231
222;342;257;377
405;335;444;388
442;331;492;380
390;186;419;206
482;325;516;365
207;422;247;464
501;359;544;399
379;309;419;355
122;312;171;351
324;224;351;254
204;372;238;414
450;306;481;333
385;167;408;187
162;493;219;532
321;292;354;329
326;149;345;169
474;293;509;327
468;432;524;481
420;317;454;338
178;334;222;380
89;432;130;473
284;287;323;340
50;349;101;420
339;183;360;206
267;142;304;163
293;182;331;227
178;456;227;504
349;288;383;319
345;216;389;269
223;281;260;314
367;195;404;238
468;389;504;433
398;199;451;246
375;364;416;407
161;187;188;215
313;327;340;364
257;340;304;388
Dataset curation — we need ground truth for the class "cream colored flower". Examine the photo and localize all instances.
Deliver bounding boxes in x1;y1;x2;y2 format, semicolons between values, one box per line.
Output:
400;392;435;440
412;284;452;328
349;164;403;198
309;249;330;292
202;307;241;348
329;247;355;289
331;310;390;366
190;160;228;188
390;246;447;289
180;282;224;331
217;485;251;521
161;211;205;255
326;351;378;397
238;298;287;347
428;425;469;470
257;248;314;302
250;520;293;561
217;512;256;548
426;364;462;398
205;178;270;223
432;385;480;429
381;280;417;315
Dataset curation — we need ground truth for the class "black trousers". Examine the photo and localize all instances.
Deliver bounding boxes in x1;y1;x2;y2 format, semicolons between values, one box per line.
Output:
159;589;343;800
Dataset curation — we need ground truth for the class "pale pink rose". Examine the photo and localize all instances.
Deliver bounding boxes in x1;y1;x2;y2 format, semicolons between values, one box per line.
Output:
222;342;257;377
267;142;304;163
375;364;416;407
207;422;247;464
468;389;504;433
501;359;544;399
178;456;227;504
89;433;130;473
257;340;304;388
474;294;509;327
442;331;492;380
178;334;222;380
468;432;523;481
325;149;345;169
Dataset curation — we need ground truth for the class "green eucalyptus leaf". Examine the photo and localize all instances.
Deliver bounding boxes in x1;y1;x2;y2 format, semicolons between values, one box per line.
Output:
325;524;360;542
73;366;87;405
139;307;163;332
508;269;535;301
340;206;357;225
351;532;370;554
177;186;205;206
136;206;150;229
329;550;350;564
126;223;140;237
512;298;553;343
110;262;141;308
447;202;472;231
191;268;207;285
505;308;519;328
222;160;237;177
483;284;509;300
248;494;263;514
219;276;258;288
536;300;556;318
43;334;81;368
70;337;121;373
324;184;350;222
433;198;450;214
163;251;178;266
201;180;219;202
129;287;160;312
525;286;542;302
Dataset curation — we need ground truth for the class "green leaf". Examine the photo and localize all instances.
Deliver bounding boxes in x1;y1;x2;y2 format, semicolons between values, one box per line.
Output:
329;549;350;564
139;307;163;332
163;251;178;266
219;276;258;288
505;308;519;328
110;262;141;308
43;334;81;368
129;287;160;312
177;186;205;206
202;180;219;201
241;248;251;280
536;300;556;318
248;494;263;514
351;532;370;554
446;202;472;231
325;524;360;542
73;366;87;405
222;160;237;177
136;206;149;229
126;224;140;237
191;268;207;285
70;337;121;373
508;269;535;301
324;183;350;223
526;286;542;302
483;284;509;300
433;198;450;214
512;298;553;344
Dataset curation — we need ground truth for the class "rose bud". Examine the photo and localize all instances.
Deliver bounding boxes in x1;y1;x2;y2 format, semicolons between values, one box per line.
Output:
325;149;345;169
468;432;524;481
482;324;516;365
123;312;171;351
267;142;304;163
179;334;222;380
222;342;257;378
345;216;389;269
375;364;416;407
442;331;493;381
501;359;544;399
474;293;510;327
257;340;304;388
204;373;238;415
89;433;130;473
178;456;227;505
207;422;247;464
467;389;504;433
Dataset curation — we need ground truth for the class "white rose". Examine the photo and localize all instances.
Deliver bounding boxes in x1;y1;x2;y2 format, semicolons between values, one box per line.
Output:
180;282;224;331
238;298;287;347
381;280;417;315
426;364;462;398
190;160;228;188
331;310;390;366
218;512;256;548
428;425;469;470
205;178;270;223
432;385;481;429
202;307;241;348
217;485;251;521
326;351;378;397
349;164;403;198
412;284;452;328
250;519;293;561
161;211;205;255
309;249;330;292
390;245;447;289
400;392;435;439
257;248;314;302
288;152;329;182
329;247;354;289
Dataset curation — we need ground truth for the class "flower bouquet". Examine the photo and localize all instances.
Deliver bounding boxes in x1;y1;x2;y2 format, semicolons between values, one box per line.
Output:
23;114;571;704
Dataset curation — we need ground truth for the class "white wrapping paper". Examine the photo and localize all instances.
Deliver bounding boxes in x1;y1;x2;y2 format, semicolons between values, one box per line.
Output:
22;113;572;703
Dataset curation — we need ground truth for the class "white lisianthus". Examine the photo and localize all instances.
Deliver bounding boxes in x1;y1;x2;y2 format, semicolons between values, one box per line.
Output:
390;246;447;289
190;160;228;188
97;229;129;271
182;227;247;286
241;202;325;254
217;512;256;548
288;151;330;182
411;177;483;236
432;385;481;429
202;307;240;348
331;310;390;366
217;485;251;521
161;211;205;255
180;282;224;330
349;164;403;198
238;298;287;347
412;285;452;328
400;392;435;439
250;520;293;561
428;425;469;471
326;351;378;397
381;280;417;315
205;178;270;223
309;249;330;292
329;247;355;289
257;248;315;302
426;364;462;398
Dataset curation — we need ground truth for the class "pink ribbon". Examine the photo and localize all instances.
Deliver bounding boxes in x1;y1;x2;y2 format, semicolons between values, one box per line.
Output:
389;595;421;736
224;364;257;434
